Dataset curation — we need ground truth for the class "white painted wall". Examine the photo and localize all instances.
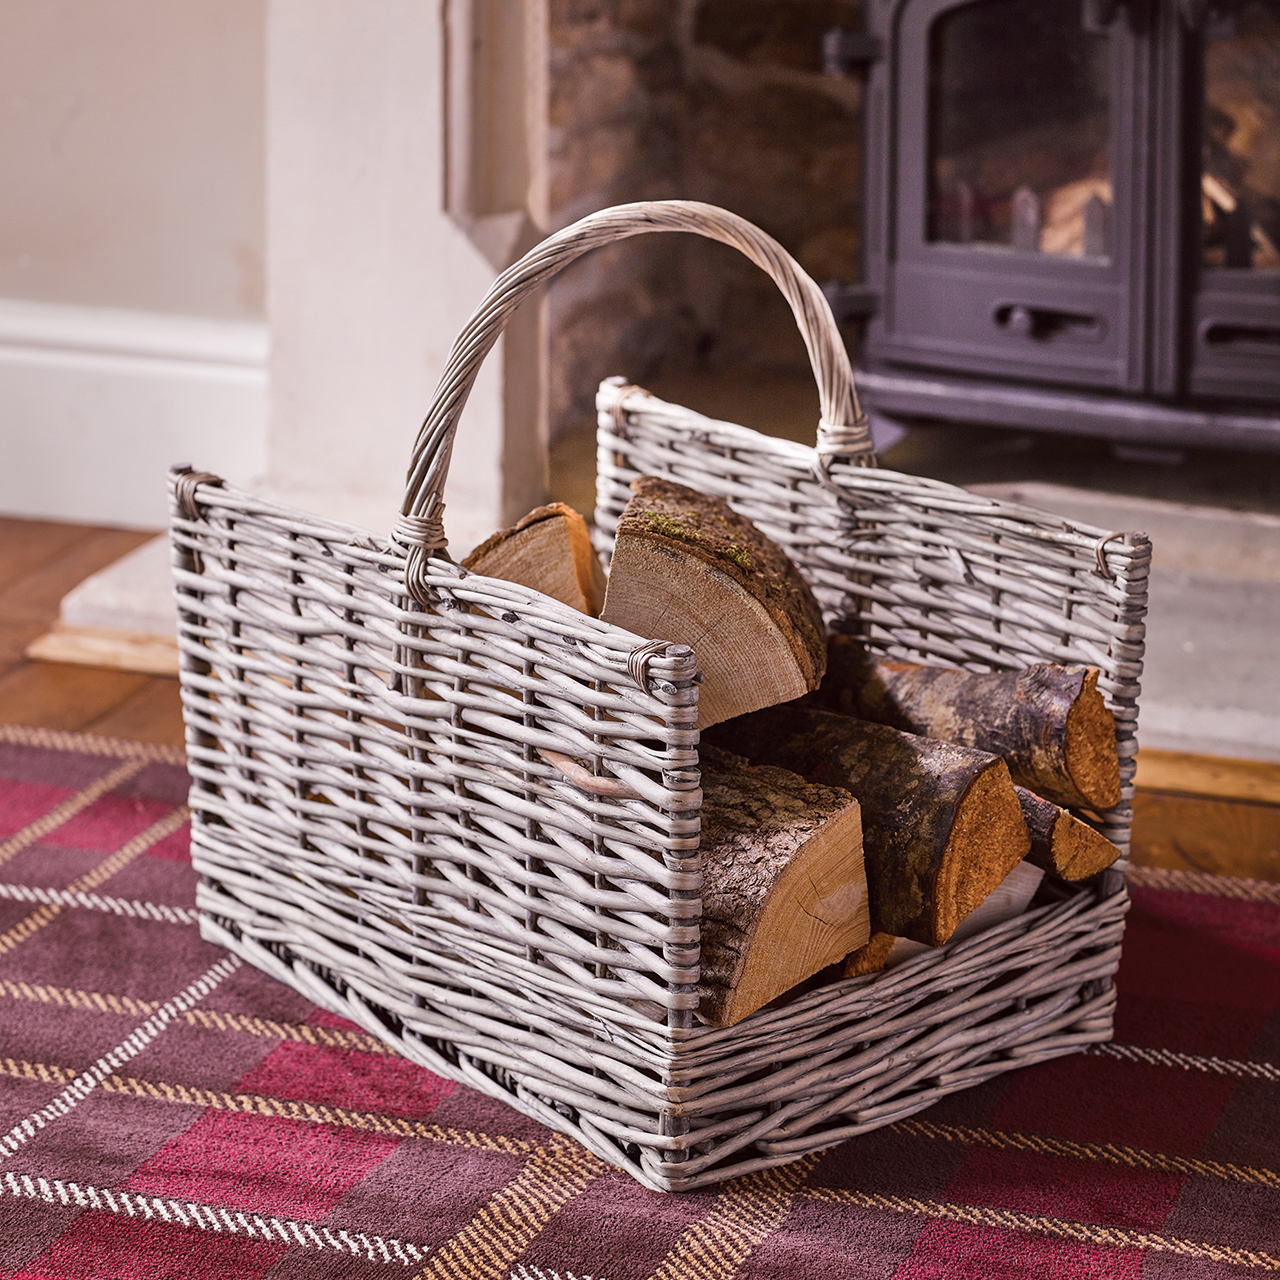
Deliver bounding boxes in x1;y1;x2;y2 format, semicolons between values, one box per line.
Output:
1;0;546;551
0;299;266;527
264;0;548;550
0;0;267;527
0;0;265;319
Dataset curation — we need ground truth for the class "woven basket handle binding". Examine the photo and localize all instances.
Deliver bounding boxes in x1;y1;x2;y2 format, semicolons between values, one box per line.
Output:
396;200;872;600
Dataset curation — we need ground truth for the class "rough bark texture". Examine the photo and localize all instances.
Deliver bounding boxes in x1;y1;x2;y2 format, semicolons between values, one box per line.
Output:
463;503;607;616
696;744;867;1027
1017;786;1122;882
817;637;1121;811
704;705;1030;946
602;476;827;728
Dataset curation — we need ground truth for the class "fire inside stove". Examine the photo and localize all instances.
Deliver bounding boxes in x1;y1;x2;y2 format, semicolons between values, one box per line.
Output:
1201;3;1280;271
928;0;1115;260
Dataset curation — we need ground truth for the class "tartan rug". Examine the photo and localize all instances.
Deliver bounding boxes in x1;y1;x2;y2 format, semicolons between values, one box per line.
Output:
1;725;1278;1280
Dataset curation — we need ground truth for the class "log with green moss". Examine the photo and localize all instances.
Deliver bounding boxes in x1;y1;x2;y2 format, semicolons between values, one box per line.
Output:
816;636;1121;811
601;476;827;729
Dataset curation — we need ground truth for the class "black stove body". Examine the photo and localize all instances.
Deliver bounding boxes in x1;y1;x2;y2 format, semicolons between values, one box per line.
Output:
848;0;1280;450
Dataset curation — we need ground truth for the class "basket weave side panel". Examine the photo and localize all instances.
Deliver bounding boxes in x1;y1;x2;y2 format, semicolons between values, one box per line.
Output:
197;867;1125;1193
594;383;1149;856
171;485;703;1020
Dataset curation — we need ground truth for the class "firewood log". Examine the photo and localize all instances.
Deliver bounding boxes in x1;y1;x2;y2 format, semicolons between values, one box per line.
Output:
601;476;826;729
704;705;1030;947
842;931;896;979
697;745;867;1027
817;637;1121;811
844;858;1046;978
1016;786;1121;882
463;502;607;616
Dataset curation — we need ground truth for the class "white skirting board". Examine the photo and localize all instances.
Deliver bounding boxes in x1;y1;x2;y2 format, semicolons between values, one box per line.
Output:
0;296;268;528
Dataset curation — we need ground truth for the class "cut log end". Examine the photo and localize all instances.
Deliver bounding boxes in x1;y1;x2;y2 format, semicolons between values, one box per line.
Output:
818;639;1122;813
463;502;607;616
1063;668;1122;810
602;477;826;729
844;857;1047;978
933;757;1031;944
1017;785;1122;881
696;745;867;1027
706;706;1031;948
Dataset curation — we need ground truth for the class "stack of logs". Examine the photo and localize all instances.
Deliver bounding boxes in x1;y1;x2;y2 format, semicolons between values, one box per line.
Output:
464;476;1123;1028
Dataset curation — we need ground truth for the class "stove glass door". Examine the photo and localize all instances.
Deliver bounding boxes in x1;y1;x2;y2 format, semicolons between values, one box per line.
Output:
1190;0;1280;402
870;0;1150;392
929;1;1113;260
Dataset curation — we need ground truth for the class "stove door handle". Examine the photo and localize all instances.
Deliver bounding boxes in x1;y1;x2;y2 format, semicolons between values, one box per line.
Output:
1201;321;1280;352
994;303;1105;342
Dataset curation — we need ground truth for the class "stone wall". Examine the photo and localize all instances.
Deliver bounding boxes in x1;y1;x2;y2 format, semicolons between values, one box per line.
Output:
546;0;691;442
547;0;864;439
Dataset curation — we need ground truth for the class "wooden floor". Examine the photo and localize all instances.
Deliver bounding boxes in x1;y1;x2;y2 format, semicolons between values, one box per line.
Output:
2;515;1278;882
0;516;185;745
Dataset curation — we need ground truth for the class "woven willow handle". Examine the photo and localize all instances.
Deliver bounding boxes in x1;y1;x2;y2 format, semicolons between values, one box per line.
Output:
397;200;869;563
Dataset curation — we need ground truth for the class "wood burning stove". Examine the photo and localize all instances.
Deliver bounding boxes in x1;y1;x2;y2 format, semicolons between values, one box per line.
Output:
837;0;1280;450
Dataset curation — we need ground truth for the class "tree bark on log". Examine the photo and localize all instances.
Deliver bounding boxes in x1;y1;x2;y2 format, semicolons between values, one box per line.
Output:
1017;786;1122;881
696;744;867;1027
704;706;1030;946
817;637;1121;811
463;502;607;616
601;476;826;729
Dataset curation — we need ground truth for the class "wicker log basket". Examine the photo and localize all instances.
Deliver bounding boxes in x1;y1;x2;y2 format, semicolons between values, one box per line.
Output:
169;201;1149;1193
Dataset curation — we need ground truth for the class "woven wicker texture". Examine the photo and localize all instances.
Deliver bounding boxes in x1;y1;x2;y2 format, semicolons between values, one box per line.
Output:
170;201;1148;1193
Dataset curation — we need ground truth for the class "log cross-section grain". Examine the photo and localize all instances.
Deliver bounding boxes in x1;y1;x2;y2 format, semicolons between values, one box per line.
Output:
601;476;826;729
696;744;868;1027
818;638;1122;811
462;502;607;616
705;705;1030;946
1017;786;1122;882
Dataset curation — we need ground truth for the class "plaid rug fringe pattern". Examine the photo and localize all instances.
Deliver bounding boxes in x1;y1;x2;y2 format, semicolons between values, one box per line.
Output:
1;728;1277;1278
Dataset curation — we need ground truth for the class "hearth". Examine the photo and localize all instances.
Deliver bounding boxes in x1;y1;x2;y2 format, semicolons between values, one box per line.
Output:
834;0;1280;450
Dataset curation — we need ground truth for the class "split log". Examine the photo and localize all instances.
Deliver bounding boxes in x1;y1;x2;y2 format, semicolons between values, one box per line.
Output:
842;931;896;979
844;859;1046;978
818;637;1121;811
704;705;1030;946
463;503;607;616
1017;786;1121;882
601;476;826;729
697;744;867;1027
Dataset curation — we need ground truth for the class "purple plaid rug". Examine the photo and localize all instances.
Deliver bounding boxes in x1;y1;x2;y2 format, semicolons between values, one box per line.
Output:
2;723;1279;1279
